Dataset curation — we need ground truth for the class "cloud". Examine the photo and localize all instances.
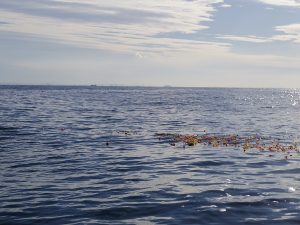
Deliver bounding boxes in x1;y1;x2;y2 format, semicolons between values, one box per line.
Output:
216;35;272;43
1;0;300;69
220;4;232;8
216;22;300;45
0;0;169;24
257;0;300;7
274;23;300;42
0;0;228;57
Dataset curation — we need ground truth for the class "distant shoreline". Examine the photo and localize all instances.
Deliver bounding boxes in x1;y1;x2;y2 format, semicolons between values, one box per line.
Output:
0;84;298;90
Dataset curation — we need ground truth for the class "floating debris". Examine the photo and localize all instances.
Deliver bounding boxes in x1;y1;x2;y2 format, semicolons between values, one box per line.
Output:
155;132;299;154
115;130;138;136
110;130;299;156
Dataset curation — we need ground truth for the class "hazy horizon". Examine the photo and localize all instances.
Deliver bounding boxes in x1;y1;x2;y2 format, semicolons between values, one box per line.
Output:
2;84;300;90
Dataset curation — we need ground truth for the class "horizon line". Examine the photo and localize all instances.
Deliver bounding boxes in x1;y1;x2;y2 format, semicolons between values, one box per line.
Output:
0;84;299;90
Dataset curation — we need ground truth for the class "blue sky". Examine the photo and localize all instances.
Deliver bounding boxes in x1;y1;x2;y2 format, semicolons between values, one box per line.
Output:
1;0;300;87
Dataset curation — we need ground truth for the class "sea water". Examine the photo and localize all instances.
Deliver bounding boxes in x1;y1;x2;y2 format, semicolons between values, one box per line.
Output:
0;86;300;225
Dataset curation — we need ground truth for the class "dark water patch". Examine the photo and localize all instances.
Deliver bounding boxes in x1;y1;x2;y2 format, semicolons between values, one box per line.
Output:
63;174;109;182
9;161;44;169
45;155;68;160
49;167;86;174
100;178;128;185
46;158;86;166
14;132;38;137
272;168;300;174
108;165;153;173
125;178;148;182
176;177;207;182
88;203;182;220
227;198;299;208
189;168;230;175
246;161;269;168
109;159;151;166
0;126;19;131
122;194;150;201
0;127;20;138
192;160;235;167
200;190;227;198
250;219;300;225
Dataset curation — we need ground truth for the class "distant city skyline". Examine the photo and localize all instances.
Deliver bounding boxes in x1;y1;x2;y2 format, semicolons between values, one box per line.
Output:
1;0;300;88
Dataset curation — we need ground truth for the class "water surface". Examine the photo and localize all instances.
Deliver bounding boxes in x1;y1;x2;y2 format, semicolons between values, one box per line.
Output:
1;86;300;225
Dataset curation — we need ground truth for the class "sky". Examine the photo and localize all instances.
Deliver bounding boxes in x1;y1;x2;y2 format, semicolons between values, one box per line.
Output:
1;0;300;87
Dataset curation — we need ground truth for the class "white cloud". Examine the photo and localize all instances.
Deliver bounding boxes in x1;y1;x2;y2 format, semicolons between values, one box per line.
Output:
273;23;300;43
217;23;300;44
217;35;272;43
257;0;300;7
0;0;228;57
220;4;232;8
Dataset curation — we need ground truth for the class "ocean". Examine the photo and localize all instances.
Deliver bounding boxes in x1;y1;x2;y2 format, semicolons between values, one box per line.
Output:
0;86;300;225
